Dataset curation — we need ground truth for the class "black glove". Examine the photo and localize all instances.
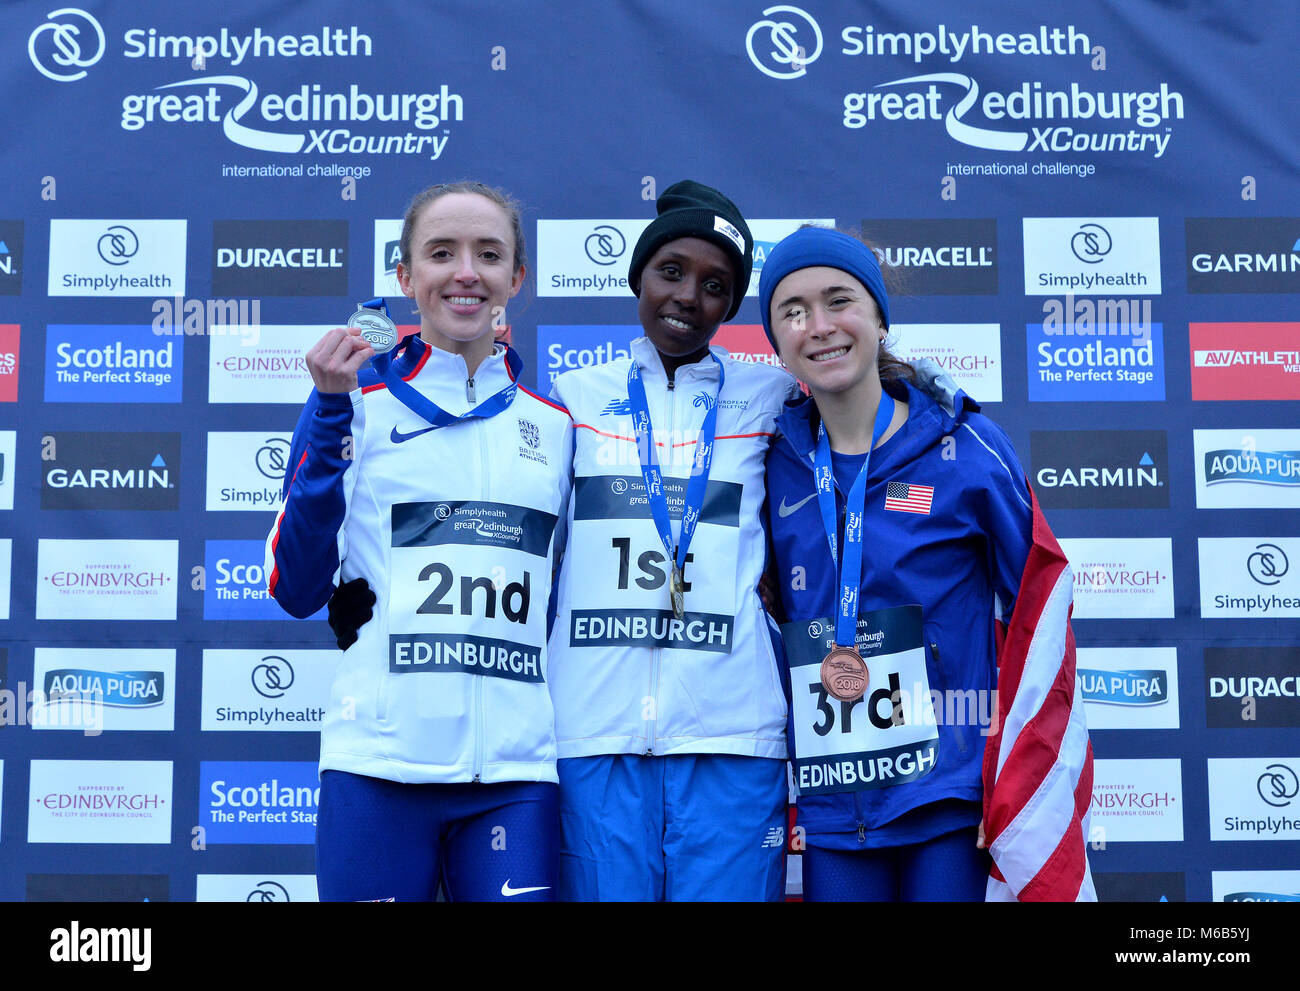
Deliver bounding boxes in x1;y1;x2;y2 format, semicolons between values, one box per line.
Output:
327;577;376;650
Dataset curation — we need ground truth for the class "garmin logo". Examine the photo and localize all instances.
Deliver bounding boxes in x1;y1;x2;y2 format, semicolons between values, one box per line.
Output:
1032;430;1168;509
1037;462;1160;487
1192;252;1300;274
1186;219;1300;294
46;465;171;489
41;433;180;511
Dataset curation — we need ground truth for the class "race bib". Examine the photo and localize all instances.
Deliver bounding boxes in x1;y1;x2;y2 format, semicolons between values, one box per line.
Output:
566;473;740;652
387;500;558;682
781;604;940;797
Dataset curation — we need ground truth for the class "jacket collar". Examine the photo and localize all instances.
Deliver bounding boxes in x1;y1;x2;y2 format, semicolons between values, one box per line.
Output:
630;335;727;388
776;371;980;463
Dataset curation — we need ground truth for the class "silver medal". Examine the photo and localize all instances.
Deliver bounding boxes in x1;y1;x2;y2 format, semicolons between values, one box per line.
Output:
347;304;399;354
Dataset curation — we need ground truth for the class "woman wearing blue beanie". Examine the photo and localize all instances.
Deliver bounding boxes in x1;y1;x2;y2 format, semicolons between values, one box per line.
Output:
760;226;1095;902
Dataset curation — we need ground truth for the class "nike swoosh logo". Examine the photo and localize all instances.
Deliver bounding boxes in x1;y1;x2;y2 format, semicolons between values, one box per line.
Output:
500;880;551;897
778;492;817;518
390;425;437;444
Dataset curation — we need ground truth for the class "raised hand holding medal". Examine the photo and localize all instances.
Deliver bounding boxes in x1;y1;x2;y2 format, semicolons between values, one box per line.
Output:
813;391;895;703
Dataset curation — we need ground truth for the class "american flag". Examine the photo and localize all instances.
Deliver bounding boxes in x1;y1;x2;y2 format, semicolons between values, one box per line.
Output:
884;481;934;515
982;487;1095;901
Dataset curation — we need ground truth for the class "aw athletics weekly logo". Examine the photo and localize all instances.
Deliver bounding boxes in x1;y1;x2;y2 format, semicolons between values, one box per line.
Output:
745;9;1186;159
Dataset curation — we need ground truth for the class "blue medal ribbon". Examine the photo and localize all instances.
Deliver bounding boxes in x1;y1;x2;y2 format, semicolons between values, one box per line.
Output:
360;299;519;429
626;352;725;608
812;391;895;650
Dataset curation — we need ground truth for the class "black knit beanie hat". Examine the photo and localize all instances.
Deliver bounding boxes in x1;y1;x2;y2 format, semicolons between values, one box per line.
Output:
627;180;754;321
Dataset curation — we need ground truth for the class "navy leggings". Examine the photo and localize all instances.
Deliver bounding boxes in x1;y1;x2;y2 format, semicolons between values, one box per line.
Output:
802;826;990;901
315;770;559;902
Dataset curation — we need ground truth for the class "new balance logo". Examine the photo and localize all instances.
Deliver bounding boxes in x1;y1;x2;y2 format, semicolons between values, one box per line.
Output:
601;398;632;416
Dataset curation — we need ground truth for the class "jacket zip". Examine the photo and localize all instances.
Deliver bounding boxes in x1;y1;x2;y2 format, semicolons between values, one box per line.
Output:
472;413;491;781
646;373;675;753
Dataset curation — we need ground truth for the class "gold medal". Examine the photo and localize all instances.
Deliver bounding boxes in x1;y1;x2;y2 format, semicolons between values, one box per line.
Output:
820;646;868;702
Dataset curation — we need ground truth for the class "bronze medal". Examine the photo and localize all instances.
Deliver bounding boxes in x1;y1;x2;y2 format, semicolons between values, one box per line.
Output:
821;646;868;702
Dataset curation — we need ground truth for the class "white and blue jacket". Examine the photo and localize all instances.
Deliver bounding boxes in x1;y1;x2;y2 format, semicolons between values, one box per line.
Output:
548;337;801;760
265;337;573;785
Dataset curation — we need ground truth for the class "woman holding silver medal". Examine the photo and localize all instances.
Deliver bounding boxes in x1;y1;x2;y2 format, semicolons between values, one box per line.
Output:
760;226;1094;902
265;181;573;901
545;181;802;901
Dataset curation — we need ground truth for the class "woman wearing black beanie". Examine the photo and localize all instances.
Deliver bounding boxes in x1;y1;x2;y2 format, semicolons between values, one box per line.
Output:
546;180;802;901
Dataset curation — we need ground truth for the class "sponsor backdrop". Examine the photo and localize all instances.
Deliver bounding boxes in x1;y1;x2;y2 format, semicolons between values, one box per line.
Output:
0;0;1295;902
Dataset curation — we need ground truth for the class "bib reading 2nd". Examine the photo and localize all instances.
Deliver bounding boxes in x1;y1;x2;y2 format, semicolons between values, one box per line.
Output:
567;356;740;653
369;325;558;688
781;605;939;796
